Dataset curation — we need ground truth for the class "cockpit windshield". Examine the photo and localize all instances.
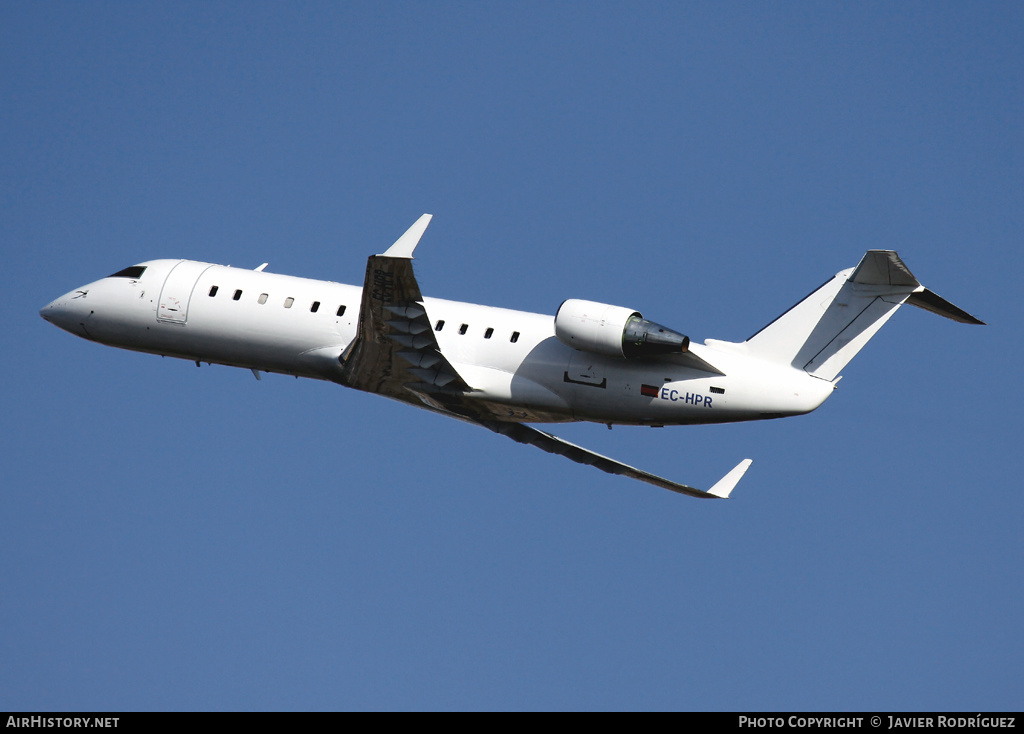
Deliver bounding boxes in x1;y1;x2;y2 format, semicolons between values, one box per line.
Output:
108;266;147;279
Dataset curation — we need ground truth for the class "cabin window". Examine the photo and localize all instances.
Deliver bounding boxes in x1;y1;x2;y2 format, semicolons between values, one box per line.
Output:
710;386;726;394
233;289;243;301
336;305;346;317
459;324;468;335
484;327;493;339
258;293;268;305
208;286;219;297
284;297;294;309
109;266;147;279
435;320;445;331
311;301;320;313
510;331;520;343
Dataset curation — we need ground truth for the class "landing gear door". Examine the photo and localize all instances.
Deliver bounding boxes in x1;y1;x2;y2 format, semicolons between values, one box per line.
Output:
157;261;214;324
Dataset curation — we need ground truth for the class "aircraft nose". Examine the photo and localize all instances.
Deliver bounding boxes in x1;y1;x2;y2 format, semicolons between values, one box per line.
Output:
40;290;92;336
39;300;60;323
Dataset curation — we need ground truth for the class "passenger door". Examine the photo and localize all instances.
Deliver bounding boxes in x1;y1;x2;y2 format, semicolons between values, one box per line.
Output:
157;260;214;324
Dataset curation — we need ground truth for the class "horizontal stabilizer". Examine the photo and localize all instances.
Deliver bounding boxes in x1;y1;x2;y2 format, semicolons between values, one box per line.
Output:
850;250;919;286
849;250;984;322
906;288;986;325
481;421;750;499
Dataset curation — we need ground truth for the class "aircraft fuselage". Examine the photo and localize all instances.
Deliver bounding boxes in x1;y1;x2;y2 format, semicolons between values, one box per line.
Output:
41;258;832;427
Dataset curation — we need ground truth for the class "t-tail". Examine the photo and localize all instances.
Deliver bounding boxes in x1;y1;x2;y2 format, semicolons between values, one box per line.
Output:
742;250;984;381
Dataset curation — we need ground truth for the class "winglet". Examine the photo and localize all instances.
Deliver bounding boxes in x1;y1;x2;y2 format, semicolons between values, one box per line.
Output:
706;459;753;498
382;214;433;258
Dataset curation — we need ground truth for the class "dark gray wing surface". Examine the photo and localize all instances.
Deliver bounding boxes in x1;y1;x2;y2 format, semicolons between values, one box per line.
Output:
339;253;470;404
481;421;751;499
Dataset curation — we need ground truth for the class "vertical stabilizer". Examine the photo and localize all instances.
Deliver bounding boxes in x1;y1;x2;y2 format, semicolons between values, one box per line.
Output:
743;250;982;381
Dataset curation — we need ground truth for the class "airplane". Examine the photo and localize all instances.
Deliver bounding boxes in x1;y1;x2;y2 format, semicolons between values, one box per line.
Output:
39;214;984;499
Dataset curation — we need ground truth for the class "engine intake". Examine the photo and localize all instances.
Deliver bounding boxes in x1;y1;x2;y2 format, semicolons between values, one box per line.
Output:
554;299;690;359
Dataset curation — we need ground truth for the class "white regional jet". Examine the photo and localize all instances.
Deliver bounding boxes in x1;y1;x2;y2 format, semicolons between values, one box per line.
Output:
40;215;984;499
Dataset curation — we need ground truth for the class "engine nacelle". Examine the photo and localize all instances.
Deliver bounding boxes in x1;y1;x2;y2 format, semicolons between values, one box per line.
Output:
554;299;690;359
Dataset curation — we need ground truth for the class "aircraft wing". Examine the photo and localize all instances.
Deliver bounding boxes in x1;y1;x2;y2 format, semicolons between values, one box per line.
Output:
339;215;472;404
480;421;752;499
343;215;751;500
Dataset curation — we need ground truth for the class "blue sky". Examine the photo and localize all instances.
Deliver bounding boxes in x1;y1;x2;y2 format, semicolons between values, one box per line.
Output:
3;2;1021;711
